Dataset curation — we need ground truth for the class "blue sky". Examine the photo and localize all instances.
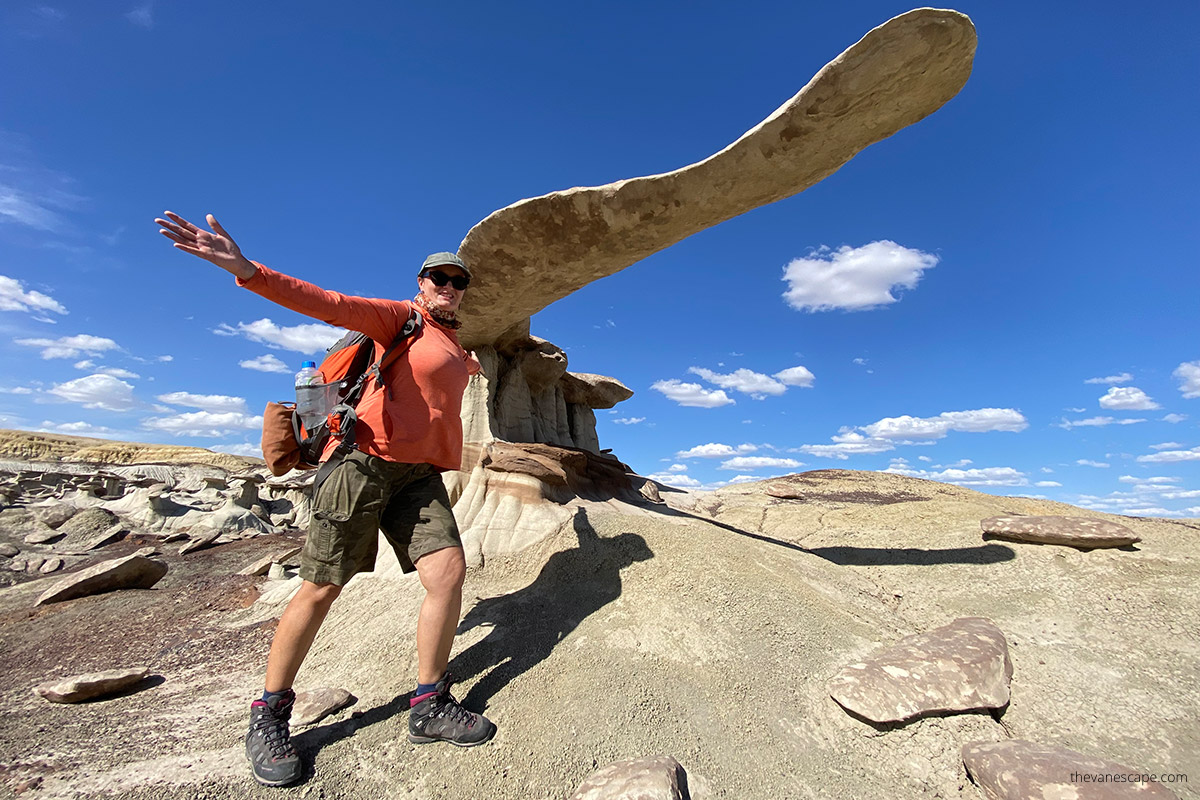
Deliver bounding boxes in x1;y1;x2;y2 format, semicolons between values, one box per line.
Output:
2;1;1198;517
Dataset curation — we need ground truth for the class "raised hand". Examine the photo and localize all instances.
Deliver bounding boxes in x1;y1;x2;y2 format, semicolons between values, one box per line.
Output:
155;211;256;279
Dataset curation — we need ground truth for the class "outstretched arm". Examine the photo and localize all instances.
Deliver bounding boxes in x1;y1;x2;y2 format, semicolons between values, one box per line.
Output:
155;211;257;280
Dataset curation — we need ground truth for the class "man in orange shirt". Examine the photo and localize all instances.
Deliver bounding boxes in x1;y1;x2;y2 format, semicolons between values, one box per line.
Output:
156;211;494;788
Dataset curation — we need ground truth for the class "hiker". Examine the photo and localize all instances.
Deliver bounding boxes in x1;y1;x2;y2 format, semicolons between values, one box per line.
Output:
155;211;494;787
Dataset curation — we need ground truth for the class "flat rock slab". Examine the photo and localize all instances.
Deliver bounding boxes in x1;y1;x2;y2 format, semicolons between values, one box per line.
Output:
981;516;1140;549
34;667;150;703
829;617;1012;724
237;546;303;576
35;554;168;606
569;755;687;800
179;530;220;555
54;521;126;554
963;740;1180;799
292;687;357;726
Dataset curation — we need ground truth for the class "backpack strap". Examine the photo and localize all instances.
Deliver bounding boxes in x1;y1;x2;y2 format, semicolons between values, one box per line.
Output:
366;307;423;399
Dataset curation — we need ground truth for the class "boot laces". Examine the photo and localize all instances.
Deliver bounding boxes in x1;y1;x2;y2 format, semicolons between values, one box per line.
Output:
252;708;297;759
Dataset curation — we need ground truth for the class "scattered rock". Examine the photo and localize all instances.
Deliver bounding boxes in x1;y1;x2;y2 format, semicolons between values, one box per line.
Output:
35;554;168;606
179;530;221;555
0;543;19;557
237;546;304;577
569;755;688;800
54;508;125;552
54;522;126;554
981;516;1140;549
292;687;357;726
962;739;1180;799
8;557;28;572
38;557;63;574
23;556;45;573
828;617;1012;724
131;546;159;558
23;525;63;545
33;667;150;703
31;502;78;529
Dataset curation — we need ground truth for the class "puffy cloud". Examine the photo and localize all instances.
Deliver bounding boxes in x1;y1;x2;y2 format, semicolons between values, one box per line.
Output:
1084;373;1133;385
211;443;262;457
650;380;734;408
1162;413;1188;424
773;366;815;388
0;386;34;395
1136;447;1200;464
862;408;1028;440
644;472;702;488
0;275;67;316
48;374;136;411
156;392;249;413
1076;459;1110;468
1149;442;1183;451
688;367;786;399
215;318;342;354
239;354;291;374
142;410;263;437
611;417;645;425
96;367;139;379
798;430;896;460
1174;361;1200;399
885;465;1029;487
676;443;757;458
37;420;116;436
718;456;802;471
14;333;119;359
1035;480;1062;487
781;241;938;312
1098;386;1160;411
1058;416;1146;429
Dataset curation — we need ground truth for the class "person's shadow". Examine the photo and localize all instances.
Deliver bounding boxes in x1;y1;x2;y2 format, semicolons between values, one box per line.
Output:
449;507;653;711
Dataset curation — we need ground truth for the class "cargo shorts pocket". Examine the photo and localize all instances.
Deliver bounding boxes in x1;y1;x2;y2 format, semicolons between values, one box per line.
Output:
308;507;352;563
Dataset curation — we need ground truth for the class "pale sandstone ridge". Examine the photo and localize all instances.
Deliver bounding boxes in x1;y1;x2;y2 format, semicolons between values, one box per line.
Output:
454;8;977;349
981;515;1141;549
33;667;150;704
962;739;1181;800
828;617;1012;724
0;429;259;472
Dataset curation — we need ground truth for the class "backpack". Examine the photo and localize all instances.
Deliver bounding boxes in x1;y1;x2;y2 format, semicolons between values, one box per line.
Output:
260;307;423;477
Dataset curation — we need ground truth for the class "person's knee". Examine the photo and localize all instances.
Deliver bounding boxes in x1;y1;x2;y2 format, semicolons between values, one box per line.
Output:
300;580;343;606
418;547;465;594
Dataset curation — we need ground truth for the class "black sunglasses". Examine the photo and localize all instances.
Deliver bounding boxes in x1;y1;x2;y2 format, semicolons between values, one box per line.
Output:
421;270;470;290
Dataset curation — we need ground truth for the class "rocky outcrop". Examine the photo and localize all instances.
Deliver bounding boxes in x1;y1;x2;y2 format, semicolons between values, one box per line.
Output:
569;756;688;800
453;8;976;349
0;429;258;471
35;554;168;606
292;688;357;726
981;515;1141;549
962;740;1180;799
828;617;1012;724
34;667;150;704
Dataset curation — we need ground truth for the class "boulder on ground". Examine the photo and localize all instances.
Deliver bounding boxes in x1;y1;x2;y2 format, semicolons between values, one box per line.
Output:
54;508;124;552
237;546;304;576
35;554;168;606
828;617;1012;724
981;515;1140;549
0;542;19;557
569;755;688;800
962;739;1180;799
292;687;357;726
34;667;150;703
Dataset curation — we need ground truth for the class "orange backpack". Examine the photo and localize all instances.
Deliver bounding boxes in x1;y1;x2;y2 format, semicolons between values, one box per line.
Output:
261;308;423;476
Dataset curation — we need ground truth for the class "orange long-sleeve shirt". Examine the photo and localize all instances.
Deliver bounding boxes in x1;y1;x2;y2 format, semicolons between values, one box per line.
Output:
238;262;479;472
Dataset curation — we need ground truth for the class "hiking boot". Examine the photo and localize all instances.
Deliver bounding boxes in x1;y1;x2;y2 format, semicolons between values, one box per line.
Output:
408;674;496;747
245;690;302;786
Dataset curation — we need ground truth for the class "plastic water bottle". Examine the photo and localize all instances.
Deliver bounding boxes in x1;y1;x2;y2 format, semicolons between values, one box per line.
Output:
294;361;326;432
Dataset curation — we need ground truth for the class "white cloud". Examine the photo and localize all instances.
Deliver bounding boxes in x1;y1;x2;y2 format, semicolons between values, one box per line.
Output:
718;456;802;471
156;391;249;413
688;367;786;398
885;465;1029;487
773;366;815;388
1034;480;1062;487
676;443;758;458
1098;386;1160;411
781;241;938;312
0;184;68;230
798;430;896;460
861;408;1028;440
0;386;34;395
37;420;116;436
1084;373;1133;385
142;410;263;437
644;472;702;488
73;359;94;370
611;417;645;425
667;464;688;472
48;374;136;411
15;333;119;359
125;2;154;28
0;275;67;316
1119;475;1179;484
1136;447;1200;464
239;354;291;374
650;380;734;408
1076;459;1111;468
1058;416;1146;429
1174;361;1200;399
157;355;173;362
1149;442;1183;451
215;318;342;354
211;443;262;457
1162;413;1188;424
96;367;139;379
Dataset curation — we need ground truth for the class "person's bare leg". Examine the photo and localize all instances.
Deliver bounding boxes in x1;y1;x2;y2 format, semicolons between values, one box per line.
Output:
413;546;466;684
264;580;343;692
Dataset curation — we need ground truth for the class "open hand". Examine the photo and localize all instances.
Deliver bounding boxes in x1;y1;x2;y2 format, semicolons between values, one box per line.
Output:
155;211;256;279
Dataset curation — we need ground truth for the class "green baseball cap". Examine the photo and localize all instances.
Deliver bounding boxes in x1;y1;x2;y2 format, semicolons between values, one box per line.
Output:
419;252;472;279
